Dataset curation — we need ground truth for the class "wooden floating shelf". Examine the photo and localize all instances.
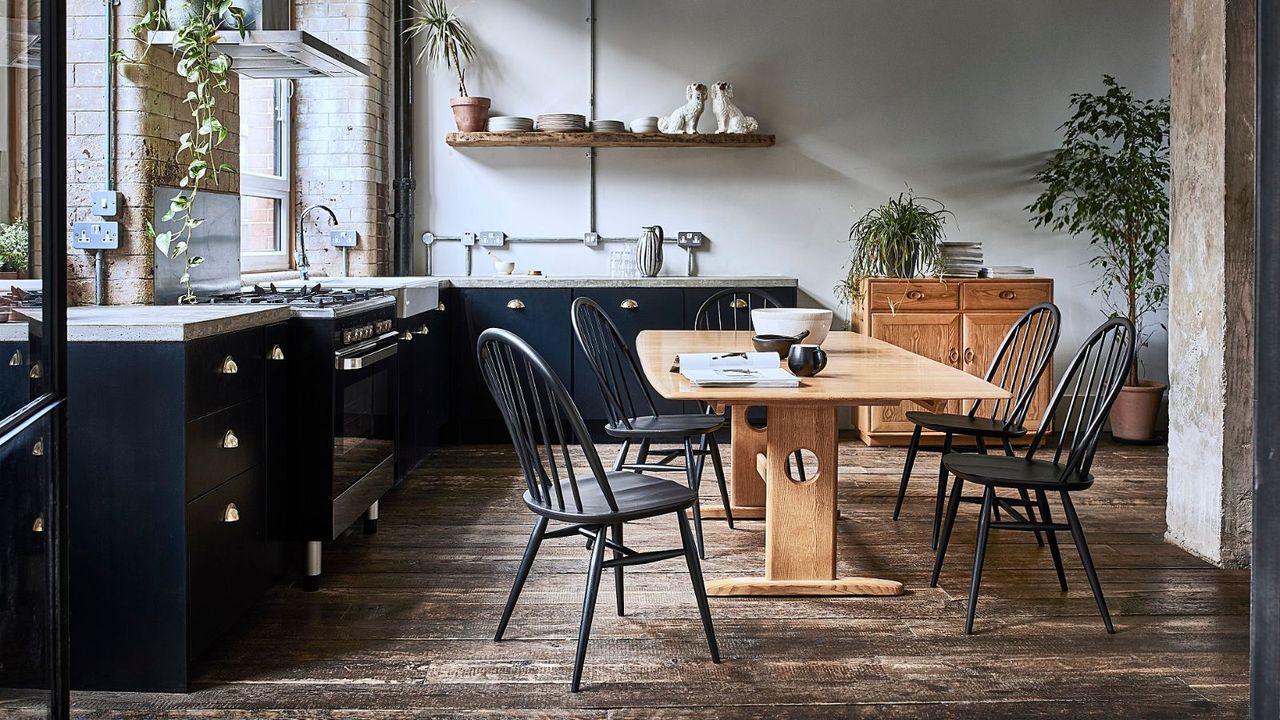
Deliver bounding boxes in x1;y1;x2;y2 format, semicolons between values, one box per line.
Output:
445;131;776;149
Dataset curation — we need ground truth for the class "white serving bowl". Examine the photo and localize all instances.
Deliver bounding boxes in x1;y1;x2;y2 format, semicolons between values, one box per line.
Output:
751;308;833;346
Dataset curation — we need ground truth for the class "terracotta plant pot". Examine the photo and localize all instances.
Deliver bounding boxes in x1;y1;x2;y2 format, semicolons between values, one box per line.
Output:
450;96;491;132
1109;380;1167;442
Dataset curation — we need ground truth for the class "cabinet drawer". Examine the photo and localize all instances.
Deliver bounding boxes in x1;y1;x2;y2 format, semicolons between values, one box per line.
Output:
186;398;264;501
867;280;959;311
187;465;270;663
186;327;266;420
962;281;1052;310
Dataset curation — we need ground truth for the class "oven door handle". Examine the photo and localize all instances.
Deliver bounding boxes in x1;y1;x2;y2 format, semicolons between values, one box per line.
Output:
335;333;400;370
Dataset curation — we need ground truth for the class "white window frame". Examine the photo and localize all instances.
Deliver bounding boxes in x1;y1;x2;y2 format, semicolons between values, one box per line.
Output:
240;79;293;273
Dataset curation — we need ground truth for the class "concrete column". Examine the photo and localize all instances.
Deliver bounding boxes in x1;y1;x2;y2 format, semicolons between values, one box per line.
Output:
1167;0;1255;568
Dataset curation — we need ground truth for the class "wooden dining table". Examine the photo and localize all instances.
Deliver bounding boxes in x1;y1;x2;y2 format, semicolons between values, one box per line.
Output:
635;330;1011;597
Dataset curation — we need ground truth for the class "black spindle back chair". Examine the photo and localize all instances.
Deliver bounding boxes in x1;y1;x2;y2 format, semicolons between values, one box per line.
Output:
893;303;1061;549
931;317;1137;634
693;287;783;331
571;297;660;432
476;328;720;691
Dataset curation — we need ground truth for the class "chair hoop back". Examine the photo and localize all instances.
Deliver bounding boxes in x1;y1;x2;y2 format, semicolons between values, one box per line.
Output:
1027;317;1137;481
968;303;1061;430
692;288;784;331
571;297;659;429
475;328;617;514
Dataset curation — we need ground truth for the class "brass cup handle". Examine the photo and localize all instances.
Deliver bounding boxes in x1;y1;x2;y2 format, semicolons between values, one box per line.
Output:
999;290;1016;300
399;331;414;341
219;356;239;374
948;347;960;364
507;299;526;310
437;302;446;312
31;439;43;456
906;290;925;300
413;324;430;335
731;298;749;309
28;362;40;380
620;299;639;310
222;503;240;523
32;515;44;533
269;344;285;361
221;430;240;449
7;349;21;366
964;348;975;365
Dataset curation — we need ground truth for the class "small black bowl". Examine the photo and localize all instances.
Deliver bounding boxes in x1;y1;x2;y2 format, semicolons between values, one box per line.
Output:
752;330;810;358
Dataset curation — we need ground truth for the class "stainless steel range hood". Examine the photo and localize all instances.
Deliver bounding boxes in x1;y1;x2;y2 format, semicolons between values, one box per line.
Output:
148;0;368;79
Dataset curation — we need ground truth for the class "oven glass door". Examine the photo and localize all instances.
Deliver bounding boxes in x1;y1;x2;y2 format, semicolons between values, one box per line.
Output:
333;335;398;501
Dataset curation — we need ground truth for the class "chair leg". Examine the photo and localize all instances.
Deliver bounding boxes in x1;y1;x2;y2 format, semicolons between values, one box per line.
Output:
791;449;807;482
684;438;706;559
612;440;631;472
677;510;721;663
1019;488;1046;547
571;525;609;693
974;437;1004;523
611;523;624;617
893;425;923;521
636;438;651;466
932;433;954;550
1060;491;1115;634
965;486;996;635
495;515;547;641
1036;489;1068;591
930;476;965;587
707;433;734;529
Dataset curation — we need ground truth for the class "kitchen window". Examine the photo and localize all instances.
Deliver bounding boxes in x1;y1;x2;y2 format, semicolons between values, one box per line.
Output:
240;78;292;272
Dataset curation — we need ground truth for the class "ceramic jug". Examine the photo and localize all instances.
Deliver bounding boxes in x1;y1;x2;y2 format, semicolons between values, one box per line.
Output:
635;225;664;277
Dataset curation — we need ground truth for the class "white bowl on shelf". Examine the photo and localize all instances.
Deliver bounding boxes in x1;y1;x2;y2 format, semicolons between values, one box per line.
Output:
751;308;833;346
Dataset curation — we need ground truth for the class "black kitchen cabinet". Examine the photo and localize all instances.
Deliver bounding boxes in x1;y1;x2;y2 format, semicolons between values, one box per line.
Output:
68;323;288;692
683;286;797;329
446;288;574;443
571;288;687;426
396;307;450;479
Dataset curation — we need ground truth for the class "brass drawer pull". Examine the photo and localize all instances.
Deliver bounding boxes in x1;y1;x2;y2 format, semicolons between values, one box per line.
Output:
906;290;925;300
399;331;414;341
437;302;446;312
28;362;40;380
964;348;975;365
221;430;240;449
31;439;43;456
218;356;239;374
269;344;285;361
620;299;639;310
32;515;44;533
222;503;240;523
507;299;526;310
999;290;1016;300
7;350;20;366
731;298;748;309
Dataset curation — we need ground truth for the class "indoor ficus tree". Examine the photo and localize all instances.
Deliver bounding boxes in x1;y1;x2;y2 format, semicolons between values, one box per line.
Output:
1028;75;1170;386
115;0;246;303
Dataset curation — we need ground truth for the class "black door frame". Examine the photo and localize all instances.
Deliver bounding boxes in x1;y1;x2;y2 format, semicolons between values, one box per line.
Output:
1254;1;1279;717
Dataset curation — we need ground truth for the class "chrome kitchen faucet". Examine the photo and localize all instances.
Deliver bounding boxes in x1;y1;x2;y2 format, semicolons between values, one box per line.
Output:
296;204;338;281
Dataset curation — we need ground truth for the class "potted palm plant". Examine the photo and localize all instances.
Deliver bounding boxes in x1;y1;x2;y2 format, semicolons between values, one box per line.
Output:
1028;75;1170;442
837;190;951;306
406;0;489;132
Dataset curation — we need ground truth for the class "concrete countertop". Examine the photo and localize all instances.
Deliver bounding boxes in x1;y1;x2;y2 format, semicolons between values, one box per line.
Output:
436;275;798;289
0;304;291;343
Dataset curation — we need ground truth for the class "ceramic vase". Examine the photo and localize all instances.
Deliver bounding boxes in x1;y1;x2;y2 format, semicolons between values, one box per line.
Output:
635;226;664;277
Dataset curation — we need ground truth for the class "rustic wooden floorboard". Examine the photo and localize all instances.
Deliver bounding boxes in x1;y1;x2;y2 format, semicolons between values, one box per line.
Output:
64;438;1248;718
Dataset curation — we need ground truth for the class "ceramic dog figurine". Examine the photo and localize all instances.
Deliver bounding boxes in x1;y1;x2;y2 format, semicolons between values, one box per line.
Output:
657;82;707;134
711;81;759;134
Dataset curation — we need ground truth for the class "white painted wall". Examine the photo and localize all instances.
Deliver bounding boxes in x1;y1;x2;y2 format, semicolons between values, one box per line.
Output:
413;0;1171;383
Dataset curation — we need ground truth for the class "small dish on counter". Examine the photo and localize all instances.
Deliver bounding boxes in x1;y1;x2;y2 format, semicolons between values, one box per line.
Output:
493;260;516;275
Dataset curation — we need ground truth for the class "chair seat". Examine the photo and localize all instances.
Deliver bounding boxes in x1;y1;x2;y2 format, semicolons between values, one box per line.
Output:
905;410;1028;439
943;453;1093;490
526;470;698;523
605;414;725;439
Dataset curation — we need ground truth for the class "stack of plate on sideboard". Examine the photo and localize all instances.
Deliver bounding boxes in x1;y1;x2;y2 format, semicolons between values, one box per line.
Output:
488;116;533;133
536;113;587;132
941;242;983;277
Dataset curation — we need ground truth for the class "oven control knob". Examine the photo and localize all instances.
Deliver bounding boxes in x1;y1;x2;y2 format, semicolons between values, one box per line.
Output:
342;329;355;345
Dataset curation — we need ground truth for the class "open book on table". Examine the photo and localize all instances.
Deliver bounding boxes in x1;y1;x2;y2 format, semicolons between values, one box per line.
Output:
677;351;800;388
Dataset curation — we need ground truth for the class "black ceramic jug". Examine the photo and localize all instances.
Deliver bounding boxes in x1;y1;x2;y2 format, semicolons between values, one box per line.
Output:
787;344;828;377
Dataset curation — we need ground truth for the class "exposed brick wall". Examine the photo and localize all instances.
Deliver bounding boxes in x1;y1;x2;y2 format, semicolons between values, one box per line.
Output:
67;0;240;305
293;0;394;277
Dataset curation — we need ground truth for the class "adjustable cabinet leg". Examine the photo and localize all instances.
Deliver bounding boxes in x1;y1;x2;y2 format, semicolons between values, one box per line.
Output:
304;541;322;592
363;500;379;535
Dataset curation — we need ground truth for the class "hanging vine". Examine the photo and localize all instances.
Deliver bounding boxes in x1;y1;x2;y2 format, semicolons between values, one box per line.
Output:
115;1;246;302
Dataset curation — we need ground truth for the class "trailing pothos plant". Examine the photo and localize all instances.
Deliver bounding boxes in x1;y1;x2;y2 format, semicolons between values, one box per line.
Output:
115;0;247;302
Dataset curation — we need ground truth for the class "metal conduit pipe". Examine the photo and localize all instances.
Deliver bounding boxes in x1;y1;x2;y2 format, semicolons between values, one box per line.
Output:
97;0;118;306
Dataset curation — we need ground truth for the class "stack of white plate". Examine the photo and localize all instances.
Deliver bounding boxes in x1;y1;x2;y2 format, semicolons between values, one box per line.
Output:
630;116;660;134
589;119;627;133
488;116;533;133
536;113;587;132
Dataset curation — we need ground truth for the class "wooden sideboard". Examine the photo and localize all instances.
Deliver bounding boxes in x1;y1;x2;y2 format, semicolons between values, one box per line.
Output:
850;277;1054;446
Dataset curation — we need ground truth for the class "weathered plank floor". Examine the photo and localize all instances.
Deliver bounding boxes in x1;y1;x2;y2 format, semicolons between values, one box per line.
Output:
71;439;1248;718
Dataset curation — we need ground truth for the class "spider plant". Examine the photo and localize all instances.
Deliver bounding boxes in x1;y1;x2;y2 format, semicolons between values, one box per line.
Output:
838;190;952;306
405;0;477;97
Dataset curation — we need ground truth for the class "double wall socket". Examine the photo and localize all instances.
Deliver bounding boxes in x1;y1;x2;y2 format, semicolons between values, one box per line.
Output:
677;231;706;248
330;230;358;247
71;221;120;250
478;231;506;247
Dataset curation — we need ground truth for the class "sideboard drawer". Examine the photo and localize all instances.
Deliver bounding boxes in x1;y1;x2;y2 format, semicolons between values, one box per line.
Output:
186;398;264;501
867;280;959;311
186;328;266;420
962;281;1053;311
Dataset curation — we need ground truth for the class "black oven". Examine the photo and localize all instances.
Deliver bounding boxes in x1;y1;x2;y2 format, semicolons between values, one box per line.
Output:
331;329;399;528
